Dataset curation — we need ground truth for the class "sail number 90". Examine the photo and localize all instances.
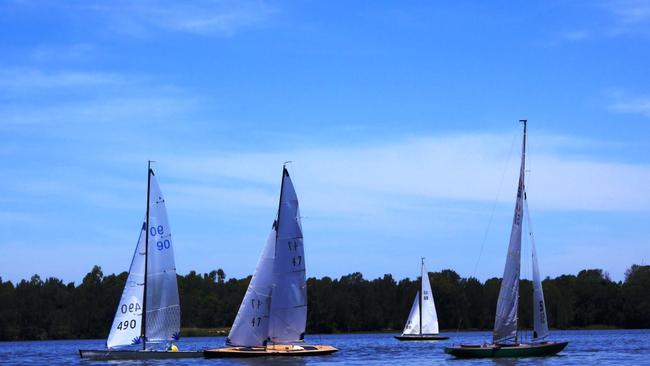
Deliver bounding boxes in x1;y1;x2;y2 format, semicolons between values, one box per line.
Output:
156;240;171;250
116;319;137;331
149;225;164;237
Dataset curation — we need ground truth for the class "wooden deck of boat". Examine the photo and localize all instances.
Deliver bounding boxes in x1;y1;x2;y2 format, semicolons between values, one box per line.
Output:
394;334;449;341
204;344;338;358
444;341;568;358
78;349;204;360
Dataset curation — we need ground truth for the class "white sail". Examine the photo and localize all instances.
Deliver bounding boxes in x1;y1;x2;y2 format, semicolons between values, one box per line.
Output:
227;229;276;347
268;168;307;344
525;196;549;341
144;170;180;343
401;291;420;335
107;223;146;348
420;261;440;334
493;123;526;343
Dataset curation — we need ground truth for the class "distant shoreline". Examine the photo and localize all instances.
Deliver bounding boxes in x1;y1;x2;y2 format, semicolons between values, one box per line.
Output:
178;324;624;337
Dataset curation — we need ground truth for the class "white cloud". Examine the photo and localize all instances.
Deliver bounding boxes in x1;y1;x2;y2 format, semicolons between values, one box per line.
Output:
608;92;650;118
152;133;650;216
0;68;124;92
61;0;278;38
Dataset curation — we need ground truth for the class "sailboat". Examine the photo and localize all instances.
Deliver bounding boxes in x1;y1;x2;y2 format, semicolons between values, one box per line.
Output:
204;165;338;358
395;258;448;341
79;162;202;360
445;120;568;358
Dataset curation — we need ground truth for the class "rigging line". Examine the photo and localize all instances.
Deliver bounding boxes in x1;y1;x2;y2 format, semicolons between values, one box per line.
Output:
471;130;519;279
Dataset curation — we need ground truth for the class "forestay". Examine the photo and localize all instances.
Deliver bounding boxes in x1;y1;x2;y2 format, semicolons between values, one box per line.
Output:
420;261;440;334
525;196;549;341
107;224;146;348
144;171;180;343
493;124;526;343
401;291;420;335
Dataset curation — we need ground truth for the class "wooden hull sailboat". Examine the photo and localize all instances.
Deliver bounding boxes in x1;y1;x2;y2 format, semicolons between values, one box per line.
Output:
444;341;568;358
79;163;196;360
395;258;448;341
204;345;338;358
207;165;337;357
445;121;567;359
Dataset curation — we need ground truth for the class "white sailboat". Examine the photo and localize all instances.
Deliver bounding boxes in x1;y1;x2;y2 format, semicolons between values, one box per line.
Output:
79;162;202;360
395;258;448;340
204;164;338;357
445;120;568;358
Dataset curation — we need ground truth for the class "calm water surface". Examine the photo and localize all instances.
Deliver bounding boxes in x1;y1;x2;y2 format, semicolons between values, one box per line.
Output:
1;330;648;365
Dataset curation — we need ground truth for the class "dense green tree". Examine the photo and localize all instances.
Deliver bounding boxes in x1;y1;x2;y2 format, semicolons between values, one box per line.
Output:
0;264;647;341
621;265;650;328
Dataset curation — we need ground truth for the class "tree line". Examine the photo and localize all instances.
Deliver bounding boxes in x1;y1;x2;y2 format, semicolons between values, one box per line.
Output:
1;264;649;341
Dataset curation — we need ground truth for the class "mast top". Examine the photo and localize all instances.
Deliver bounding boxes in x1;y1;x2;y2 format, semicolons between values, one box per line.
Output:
148;160;156;174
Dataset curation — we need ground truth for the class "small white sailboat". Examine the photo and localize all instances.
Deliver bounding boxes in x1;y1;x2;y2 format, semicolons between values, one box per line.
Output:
204;165;338;358
445;120;568;358
79;162;201;360
395;258;448;341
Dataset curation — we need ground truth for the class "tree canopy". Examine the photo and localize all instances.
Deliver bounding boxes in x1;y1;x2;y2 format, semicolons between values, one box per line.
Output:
0;265;648;341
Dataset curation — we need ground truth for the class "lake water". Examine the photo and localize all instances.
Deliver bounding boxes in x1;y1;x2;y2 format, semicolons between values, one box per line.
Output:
1;330;649;365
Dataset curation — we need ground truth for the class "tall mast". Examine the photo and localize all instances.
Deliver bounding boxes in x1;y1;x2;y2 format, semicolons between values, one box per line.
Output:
419;257;424;336
141;160;152;350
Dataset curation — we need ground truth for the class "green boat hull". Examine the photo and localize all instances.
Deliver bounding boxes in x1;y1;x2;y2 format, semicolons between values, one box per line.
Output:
444;341;568;358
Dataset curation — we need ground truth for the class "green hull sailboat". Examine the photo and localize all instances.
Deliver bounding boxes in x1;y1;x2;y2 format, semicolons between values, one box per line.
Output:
445;120;568;359
445;341;568;358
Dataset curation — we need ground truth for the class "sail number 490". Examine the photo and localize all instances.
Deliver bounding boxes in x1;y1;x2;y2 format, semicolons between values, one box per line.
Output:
116;319;137;330
120;302;141;314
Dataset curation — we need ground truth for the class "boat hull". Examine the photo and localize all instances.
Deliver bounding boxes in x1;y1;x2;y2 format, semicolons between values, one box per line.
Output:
394;334;449;341
78;349;203;360
204;344;338;358
444;341;568;358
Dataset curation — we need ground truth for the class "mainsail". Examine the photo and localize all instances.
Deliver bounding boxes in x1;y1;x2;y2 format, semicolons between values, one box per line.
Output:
227;166;307;347
401;291;420;335
144;170;180;343
525;195;549;341
493;122;526;343
420;260;440;334
106;166;180;349
107;223;146;348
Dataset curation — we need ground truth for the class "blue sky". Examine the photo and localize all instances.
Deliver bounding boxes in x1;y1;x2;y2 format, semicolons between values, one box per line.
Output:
1;0;649;284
